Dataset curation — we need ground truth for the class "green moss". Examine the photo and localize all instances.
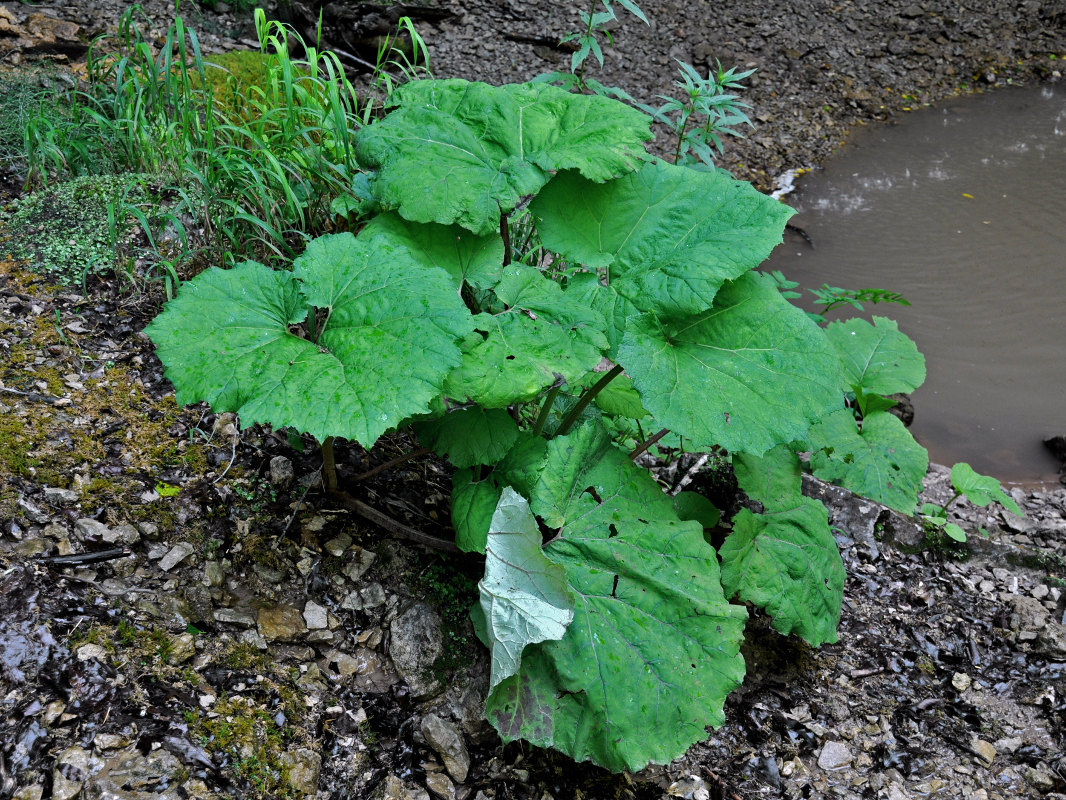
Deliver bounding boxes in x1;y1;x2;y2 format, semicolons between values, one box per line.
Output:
187;695;299;799
193;50;306;123
413;559;480;678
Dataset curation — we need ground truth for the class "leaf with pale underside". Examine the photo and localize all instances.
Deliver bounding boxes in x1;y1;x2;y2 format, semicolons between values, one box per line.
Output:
532;161;794;317
485;422;748;772
480;488;575;693
357;79;653;235
617;272;844;454
145;229;474;447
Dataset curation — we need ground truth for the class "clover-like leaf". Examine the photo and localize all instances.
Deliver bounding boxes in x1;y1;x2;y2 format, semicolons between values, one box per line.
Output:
480;488;575;693
950;462;1023;515
809;409;929;514
357;79;653;235
415;407;520;468
532;161;794;317
618;272;844;454
146;229;475;447
825;316;925;396
720;499;844;646
486;422;748;772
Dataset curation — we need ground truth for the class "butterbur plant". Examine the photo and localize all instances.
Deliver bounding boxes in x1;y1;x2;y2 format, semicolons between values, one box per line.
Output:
921;462;1023;543
147;76;1016;771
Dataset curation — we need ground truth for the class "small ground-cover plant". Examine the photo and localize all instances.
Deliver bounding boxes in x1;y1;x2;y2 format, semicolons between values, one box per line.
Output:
921;462;1022;542
1;173;160;284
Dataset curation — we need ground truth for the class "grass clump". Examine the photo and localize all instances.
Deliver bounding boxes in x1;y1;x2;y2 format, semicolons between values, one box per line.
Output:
10;6;430;287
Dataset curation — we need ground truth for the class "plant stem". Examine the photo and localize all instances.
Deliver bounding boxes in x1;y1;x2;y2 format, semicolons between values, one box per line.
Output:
629;427;669;460
939;490;963;515
556;364;623;436
500;212;511;267
321;436;337;490
533;381;564;436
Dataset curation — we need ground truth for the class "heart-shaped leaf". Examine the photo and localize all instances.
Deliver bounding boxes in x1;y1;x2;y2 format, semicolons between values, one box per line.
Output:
825;316;925;396
618;272;844;454
486;422;747;771
721;500;844;646
480;488;575;693
146;226;475;446
809;409;928;514
532;161;794;317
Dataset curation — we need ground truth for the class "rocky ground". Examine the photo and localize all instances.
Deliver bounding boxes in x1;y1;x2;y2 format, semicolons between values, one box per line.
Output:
1;1;1065;800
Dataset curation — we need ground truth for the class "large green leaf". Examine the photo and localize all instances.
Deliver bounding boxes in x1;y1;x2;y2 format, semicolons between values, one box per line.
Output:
480;488;575;693
486;422;748;771
444;269;608;406
950;463;1023;515
565;272;640;357
809;409;928;514
720;500;844;646
367;212;504;289
451;469;501;553
617;272;844;454
733;444;803;510
825;316;925;396
146;233;475;446
356;79;653;235
415;407;520;468
532;161;794;317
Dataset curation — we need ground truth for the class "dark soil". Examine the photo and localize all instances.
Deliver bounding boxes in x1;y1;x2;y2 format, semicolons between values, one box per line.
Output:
0;2;1064;800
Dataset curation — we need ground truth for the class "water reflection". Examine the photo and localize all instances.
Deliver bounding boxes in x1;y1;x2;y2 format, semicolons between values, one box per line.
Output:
764;84;1066;484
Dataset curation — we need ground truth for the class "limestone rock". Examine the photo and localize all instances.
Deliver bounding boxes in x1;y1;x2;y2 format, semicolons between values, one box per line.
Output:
817;740;852;771
74;518;112;542
303;600;329;630
389;602;443;698
269;455;295;489
44;487;78;506
425;771;456;800
257;603;308;642
372;774;431;800
281;748;321;797
420;714;470;783
158;542;194;571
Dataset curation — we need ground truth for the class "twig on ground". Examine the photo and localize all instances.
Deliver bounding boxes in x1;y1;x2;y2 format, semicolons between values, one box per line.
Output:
327;489;459;552
211;423;240;484
354;447;432;483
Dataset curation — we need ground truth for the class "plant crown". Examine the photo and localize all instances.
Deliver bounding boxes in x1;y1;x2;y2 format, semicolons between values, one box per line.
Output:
145;60;1020;776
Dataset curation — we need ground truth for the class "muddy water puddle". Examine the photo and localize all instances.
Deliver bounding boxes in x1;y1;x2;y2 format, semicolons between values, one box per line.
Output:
765;84;1066;485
